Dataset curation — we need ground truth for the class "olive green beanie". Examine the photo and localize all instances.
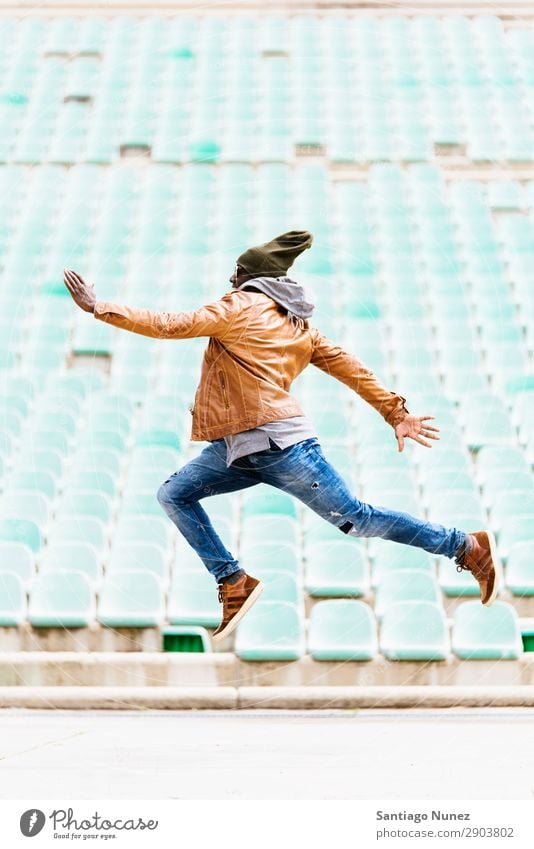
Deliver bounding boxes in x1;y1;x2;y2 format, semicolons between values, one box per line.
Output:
236;230;313;277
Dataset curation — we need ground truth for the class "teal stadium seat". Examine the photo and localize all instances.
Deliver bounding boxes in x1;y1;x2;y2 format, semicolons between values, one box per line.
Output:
505;542;534;596
307;599;378;660
234;601;305;661
0;518;42;553
29;571;95;627
374;569;442;619
0;542;35;586
0;572;27;626
98;571;164;627
108;542;169;586
39;542;101;587
167;569;220;627
379;601;450;660
304;541;370;597
452;601;522;659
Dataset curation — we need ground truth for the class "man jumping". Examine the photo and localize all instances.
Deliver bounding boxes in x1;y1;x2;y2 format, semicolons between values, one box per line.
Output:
64;230;501;642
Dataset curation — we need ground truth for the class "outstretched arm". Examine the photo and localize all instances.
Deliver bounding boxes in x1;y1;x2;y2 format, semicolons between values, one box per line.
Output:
309;329;440;452
64;269;237;340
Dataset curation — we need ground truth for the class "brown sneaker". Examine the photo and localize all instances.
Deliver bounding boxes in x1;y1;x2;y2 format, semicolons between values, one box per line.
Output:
212;573;264;642
455;530;502;606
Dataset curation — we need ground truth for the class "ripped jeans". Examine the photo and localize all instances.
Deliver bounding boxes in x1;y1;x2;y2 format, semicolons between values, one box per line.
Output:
157;436;469;583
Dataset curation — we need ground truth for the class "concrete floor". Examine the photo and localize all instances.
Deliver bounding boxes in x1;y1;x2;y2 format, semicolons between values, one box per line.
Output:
0;708;533;800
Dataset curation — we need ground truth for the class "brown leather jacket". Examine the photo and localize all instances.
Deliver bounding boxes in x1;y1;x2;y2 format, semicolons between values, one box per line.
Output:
94;289;409;441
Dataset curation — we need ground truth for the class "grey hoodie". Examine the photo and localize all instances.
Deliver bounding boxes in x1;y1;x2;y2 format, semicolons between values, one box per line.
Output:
236;275;315;325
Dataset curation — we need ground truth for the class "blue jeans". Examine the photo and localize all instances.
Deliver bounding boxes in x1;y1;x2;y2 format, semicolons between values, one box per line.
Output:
156;437;469;583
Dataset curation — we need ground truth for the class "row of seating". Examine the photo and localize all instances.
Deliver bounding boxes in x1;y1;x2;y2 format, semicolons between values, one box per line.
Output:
235;599;524;661
0;565;523;662
2;531;534;600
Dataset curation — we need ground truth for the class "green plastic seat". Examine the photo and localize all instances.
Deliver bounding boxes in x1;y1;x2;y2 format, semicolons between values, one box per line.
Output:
498;516;534;560
505;542;534;595
135;429;181;451
239;542;299;576
29;571;95;627
240;516;298;550
260;570;300;606
0;571;27;625
379;600;450;660
17;449;64;479
306;594;378;661
57;490;112;523
65;469;117;498
0;518;42;552
48;517;106;554
120;491;165;516
375;569;442;618
234;601;304;661
39;542;101;587
1;490;51;526
370;540;435;588
7;470;57;500
108;542;169;586
477;445;529;482
167;569;220;627
98;570;164;627
305;541;369;597
113;516;171;549
0;542;35;586
452;600;522;659
242;490;298;519
491;492;534;532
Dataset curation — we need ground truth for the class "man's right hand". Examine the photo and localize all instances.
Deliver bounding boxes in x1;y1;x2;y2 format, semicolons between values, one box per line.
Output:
64;268;97;313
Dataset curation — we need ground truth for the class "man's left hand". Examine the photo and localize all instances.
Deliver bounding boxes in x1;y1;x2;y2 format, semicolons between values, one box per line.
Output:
394;414;440;453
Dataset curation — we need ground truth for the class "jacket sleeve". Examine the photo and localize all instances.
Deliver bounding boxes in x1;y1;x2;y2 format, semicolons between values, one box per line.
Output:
93;291;238;340
310;329;409;427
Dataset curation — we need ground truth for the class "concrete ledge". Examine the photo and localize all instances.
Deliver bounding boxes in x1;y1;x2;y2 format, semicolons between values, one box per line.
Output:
0;686;237;709
3;685;534;709
238;686;534;708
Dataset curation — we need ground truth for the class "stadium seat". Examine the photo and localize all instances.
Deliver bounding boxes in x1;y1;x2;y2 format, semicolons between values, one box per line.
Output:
107;542;169;586
239;542;300;576
242;490;298;519
307;599;378;660
0;542;35;586
370;540;435;588
452;601;522;659
0;518;42;552
304;541;369;597
234;601;305;661
57;490;113;523
260;570;301;606
29;571;95;627
379;601;451;660
505;542;534;596
375;569;442;618
0;571;27;625
498;516;534;560
39;542;101;587
167;569;221;627
98;571;164;627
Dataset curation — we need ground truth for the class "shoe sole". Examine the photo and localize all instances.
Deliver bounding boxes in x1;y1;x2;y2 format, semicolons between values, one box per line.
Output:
211;581;265;643
480;529;502;607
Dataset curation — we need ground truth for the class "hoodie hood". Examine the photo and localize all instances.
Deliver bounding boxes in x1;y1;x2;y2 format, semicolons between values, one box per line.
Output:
236;276;315;324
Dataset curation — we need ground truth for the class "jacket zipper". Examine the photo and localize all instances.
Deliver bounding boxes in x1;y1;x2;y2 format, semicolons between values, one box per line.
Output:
218;369;230;409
